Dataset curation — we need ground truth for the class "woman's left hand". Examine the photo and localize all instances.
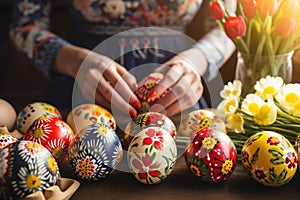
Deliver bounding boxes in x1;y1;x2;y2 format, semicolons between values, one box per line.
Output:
148;48;208;116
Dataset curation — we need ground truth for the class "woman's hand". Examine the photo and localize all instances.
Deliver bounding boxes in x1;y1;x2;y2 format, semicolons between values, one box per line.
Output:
54;44;141;118
148;48;208;116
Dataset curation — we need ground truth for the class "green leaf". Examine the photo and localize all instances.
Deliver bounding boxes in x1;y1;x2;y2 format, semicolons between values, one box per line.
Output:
84;113;89;120
250;147;260;165
278;169;287;182
268;148;284;165
269;167;277;182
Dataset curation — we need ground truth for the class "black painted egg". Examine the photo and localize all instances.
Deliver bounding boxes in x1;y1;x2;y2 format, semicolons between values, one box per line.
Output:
0;140;59;199
68;124;123;181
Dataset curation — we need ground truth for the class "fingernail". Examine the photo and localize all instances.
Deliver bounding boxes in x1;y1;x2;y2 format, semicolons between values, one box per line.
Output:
129;109;137;120
132;101;141;109
148;91;157;98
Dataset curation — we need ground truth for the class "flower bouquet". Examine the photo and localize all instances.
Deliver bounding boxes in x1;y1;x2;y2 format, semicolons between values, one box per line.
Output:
217;75;300;159
209;0;300;95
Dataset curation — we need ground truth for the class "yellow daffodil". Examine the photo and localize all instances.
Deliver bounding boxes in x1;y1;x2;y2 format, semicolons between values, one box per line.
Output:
226;113;244;133
253;98;277;125
241;94;264;116
217;97;239;116
276;83;300;117
220;80;242;99
254;75;284;99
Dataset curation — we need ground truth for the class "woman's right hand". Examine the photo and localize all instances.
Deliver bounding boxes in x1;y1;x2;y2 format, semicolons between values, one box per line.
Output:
54;44;141;118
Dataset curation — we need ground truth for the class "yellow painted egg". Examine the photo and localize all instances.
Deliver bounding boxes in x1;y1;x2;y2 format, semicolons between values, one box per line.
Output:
178;109;226;137
16;102;62;134
241;131;298;187
66;103;116;134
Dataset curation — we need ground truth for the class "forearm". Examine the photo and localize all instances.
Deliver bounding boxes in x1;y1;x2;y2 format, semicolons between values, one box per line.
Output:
54;44;90;78
194;28;236;81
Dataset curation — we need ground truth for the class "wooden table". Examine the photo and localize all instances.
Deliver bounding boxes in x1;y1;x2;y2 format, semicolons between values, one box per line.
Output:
63;155;300;200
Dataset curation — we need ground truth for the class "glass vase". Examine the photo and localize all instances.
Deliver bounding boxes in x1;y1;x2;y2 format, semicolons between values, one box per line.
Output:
235;51;294;97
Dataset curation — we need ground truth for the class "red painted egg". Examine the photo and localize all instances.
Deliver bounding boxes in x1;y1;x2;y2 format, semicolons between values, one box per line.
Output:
184;128;237;183
23;116;75;161
134;72;171;113
122;112;176;150
16;102;62;134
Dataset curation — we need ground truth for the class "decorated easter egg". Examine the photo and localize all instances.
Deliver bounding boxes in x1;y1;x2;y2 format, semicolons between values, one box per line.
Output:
0;140;59;199
134;72;171;113
66;103;116;134
68;123;123;181
178;109;226;137
0;132;17;149
294;133;300;168
122;112;177;150
241;131;298;187
16;102;62;134
127;127;177;184
0;98;17;131
185;128;237;183
23;116;75;161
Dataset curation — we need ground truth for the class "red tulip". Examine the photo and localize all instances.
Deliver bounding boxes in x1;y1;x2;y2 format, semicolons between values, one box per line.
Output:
243;0;257;19
256;0;280;17
224;16;247;40
209;1;226;20
276;17;296;38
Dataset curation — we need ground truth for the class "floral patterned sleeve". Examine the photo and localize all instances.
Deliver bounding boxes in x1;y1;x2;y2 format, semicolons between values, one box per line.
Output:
10;0;69;78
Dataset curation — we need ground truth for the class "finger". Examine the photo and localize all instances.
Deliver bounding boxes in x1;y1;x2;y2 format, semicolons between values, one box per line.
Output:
152;74;192;112
103;67;141;110
117;65;138;90
80;77;112;109
95;72;137;118
148;64;183;99
153;63;170;74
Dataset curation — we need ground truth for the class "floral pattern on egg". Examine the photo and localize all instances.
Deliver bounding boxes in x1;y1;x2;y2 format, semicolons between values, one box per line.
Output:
68;124;123;181
184;128;237;183
0;133;18;149
23;116;74;162
0;140;59;199
66;103;116;134
179;109;226;137
241;131;298;187
127;127;177;184
16;102;62;134
134;72;171;113
122;112;176;150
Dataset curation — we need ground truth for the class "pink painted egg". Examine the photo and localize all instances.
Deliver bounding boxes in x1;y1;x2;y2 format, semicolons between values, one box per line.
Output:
0;140;59;199
122;112;177;150
66;103;116;134
179;109;226;137
127;127;177;184
23;116;75;161
16;102;62;134
68;123;123;181
134;72;171;113
185;128;237;183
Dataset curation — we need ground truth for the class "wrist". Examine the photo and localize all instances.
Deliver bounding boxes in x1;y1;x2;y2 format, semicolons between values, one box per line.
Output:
54;44;90;78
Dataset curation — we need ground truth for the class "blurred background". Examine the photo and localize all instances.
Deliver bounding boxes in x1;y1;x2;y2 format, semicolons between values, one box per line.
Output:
1;0;299;112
